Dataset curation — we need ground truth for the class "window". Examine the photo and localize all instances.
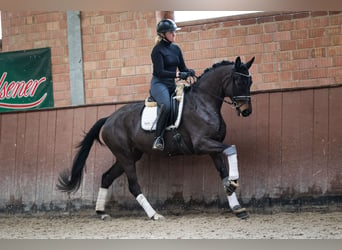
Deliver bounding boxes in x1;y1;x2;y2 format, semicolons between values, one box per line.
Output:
174;11;262;22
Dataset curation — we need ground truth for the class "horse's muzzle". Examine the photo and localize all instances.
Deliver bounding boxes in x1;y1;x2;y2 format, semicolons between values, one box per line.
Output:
233;96;252;117
240;108;252;117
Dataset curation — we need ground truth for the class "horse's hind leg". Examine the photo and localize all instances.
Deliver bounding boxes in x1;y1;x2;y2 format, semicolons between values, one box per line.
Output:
211;146;249;219
95;161;124;217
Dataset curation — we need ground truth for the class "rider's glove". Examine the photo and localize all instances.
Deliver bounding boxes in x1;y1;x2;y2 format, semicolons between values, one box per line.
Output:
178;72;189;80
188;69;196;77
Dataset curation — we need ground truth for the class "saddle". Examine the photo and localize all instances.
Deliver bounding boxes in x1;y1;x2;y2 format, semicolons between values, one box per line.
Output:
141;84;185;131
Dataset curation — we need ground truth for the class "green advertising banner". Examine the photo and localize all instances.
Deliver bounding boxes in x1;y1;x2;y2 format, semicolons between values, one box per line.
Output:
0;47;54;113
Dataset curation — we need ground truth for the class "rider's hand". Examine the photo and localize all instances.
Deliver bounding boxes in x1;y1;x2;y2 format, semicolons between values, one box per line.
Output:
178;72;188;80
188;69;196;77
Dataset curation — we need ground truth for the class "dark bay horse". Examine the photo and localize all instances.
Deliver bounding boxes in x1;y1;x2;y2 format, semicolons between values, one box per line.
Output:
57;56;255;220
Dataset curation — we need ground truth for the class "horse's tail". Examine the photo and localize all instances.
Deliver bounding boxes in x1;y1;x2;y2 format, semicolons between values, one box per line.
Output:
57;117;108;193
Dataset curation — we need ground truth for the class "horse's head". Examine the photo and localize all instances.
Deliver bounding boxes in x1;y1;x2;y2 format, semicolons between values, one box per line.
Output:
228;56;255;117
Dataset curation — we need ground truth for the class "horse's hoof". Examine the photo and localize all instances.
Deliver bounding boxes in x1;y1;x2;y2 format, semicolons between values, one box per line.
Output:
152;213;165;221
101;214;111;220
96;211;111;220
232;207;249;220
235;210;249;220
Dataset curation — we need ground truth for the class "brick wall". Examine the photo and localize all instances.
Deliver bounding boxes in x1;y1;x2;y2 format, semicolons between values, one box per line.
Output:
80;11;156;104
177;11;342;92
1;11;341;106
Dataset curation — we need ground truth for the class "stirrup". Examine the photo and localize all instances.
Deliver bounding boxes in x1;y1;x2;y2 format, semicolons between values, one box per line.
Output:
152;137;164;151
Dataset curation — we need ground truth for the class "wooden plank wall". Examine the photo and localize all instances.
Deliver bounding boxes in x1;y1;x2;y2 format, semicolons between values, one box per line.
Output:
0;87;341;211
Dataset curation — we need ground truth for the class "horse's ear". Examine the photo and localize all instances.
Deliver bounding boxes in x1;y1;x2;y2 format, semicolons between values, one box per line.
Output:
246;56;255;69
235;56;241;69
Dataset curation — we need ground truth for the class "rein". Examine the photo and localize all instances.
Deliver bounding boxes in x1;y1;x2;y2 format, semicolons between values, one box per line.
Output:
183;72;251;108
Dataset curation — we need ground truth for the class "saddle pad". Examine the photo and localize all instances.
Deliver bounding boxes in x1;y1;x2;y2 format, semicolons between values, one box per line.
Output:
141;92;184;131
141;106;158;131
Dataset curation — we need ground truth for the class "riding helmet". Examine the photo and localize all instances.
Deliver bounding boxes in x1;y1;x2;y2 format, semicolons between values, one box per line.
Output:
156;19;181;34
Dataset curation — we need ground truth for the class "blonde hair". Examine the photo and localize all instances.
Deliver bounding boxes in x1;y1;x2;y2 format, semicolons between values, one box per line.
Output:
154;35;162;45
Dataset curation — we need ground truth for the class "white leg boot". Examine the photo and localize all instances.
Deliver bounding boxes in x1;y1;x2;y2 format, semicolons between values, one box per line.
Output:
136;194;165;220
95;188;111;220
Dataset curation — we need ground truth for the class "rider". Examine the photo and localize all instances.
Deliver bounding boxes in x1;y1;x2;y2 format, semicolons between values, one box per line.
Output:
150;19;195;151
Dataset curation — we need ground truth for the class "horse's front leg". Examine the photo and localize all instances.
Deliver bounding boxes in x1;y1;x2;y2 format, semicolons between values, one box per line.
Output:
210;145;249;219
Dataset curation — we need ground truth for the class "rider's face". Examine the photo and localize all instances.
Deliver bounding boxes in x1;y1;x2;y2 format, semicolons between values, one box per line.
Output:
165;31;176;42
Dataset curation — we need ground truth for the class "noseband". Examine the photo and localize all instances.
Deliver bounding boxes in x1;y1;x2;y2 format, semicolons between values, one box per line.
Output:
231;96;251;108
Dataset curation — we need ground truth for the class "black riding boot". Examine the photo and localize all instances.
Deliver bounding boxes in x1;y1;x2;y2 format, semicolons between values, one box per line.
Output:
152;104;168;151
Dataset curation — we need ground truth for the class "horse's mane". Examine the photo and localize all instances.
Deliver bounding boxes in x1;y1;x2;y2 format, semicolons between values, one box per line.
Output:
198;60;234;80
185;60;234;92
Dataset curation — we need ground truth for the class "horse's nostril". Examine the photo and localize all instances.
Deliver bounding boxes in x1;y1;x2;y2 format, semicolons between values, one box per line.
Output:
242;110;251;117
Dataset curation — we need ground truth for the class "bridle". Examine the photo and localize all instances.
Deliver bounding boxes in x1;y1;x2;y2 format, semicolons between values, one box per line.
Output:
233;71;251;78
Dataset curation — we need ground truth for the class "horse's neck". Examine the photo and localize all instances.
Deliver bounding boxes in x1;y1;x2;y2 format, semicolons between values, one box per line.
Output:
192;72;226;109
185;85;221;115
